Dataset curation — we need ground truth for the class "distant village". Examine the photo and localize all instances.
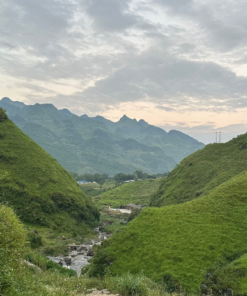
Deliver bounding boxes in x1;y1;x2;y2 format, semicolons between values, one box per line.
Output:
77;180;135;184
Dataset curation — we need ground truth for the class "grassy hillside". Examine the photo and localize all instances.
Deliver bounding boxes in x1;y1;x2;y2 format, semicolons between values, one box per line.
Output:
95;179;163;208
0;108;99;234
151;133;247;207
89;171;247;293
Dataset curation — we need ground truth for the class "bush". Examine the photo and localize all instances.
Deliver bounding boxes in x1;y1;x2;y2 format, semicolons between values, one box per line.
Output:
105;272;151;296
0;204;27;294
27;231;43;249
0;108;8;122
128;208;141;222
24;252;77;277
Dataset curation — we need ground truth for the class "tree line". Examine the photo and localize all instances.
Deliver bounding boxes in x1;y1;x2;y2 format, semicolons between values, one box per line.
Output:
69;170;168;185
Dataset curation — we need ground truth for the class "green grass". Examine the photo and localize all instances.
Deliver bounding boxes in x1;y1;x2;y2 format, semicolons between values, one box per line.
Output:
79;181;116;198
95;179;162;208
0;200;181;296
98;207;129;234
89;171;247;293
151;133;247;207
0;109;99;233
25;223;98;256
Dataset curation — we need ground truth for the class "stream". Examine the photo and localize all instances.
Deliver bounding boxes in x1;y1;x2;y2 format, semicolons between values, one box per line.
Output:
48;228;111;275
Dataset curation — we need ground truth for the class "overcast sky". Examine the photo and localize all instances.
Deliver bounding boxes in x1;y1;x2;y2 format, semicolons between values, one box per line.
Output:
1;0;247;143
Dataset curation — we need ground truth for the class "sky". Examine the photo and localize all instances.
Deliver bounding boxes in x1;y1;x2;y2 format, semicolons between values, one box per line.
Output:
1;0;247;144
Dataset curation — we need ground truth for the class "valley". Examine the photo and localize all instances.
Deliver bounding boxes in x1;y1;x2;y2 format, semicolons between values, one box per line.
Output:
1;106;247;295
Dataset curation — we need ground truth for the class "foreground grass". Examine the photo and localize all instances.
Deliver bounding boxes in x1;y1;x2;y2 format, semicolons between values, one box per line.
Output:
151;133;247;207
89;171;247;294
95;179;162;208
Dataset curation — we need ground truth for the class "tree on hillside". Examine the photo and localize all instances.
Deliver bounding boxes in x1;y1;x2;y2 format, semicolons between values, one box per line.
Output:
0;108;7;122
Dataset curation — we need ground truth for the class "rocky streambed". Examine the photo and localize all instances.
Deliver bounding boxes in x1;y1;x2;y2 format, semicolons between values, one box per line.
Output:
49;228;111;275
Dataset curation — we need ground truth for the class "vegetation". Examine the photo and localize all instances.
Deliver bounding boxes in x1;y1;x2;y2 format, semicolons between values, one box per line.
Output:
0;97;204;175
89;171;247;293
72;170;168;185
24;251;77;277
95;179;162;208
128;208;141;222
0;109;99;233
151;133;247;207
0;202;173;296
0;204;27;294
98;207;128;234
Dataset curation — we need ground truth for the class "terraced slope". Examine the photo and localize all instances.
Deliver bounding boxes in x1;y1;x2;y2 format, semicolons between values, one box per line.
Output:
0;108;99;234
89;171;247;293
151;133;247;207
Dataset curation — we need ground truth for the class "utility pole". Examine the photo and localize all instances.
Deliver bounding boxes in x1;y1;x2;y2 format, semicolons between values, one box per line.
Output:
219;131;221;143
215;132;218;143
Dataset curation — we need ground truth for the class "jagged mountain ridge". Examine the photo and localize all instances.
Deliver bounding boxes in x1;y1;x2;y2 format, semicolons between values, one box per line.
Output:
0;97;204;175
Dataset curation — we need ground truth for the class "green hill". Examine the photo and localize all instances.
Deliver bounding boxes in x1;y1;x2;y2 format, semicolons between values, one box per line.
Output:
151;133;247;207
0;108;99;234
0;97;204;175
94;179;163;208
89;171;247;293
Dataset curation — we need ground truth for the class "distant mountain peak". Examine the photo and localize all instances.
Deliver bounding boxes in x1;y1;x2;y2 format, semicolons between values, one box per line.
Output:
59;108;73;117
119;115;137;123
1;97;11;102
139;119;148;126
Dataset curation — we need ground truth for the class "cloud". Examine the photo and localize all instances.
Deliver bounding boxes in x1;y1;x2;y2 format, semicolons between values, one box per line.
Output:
153;0;194;13
1;0;247;136
85;0;138;31
75;48;247;112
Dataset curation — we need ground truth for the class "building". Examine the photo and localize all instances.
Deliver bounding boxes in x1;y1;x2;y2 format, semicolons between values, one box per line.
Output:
77;180;90;184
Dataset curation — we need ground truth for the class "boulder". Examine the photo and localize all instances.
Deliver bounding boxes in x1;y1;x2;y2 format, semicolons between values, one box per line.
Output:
64;256;72;265
87;249;94;256
70;251;78;257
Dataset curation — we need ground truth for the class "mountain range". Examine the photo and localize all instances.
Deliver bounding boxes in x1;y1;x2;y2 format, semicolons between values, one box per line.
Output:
0;97;204;175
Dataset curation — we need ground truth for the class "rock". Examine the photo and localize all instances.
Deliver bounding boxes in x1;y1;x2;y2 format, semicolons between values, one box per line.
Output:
87;249;94;256
70;251;78;257
64;256;71;265
201;284;208;293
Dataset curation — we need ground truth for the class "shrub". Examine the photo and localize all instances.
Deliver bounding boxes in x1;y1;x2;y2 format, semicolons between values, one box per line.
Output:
24;252;77;277
105;272;150;296
0;204;27;294
27;231;43;249
128;208;141;222
0;108;7;122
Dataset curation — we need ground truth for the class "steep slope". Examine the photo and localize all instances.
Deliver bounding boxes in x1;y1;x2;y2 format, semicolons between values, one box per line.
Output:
89;171;247;293
0;98;204;175
151;133;247;207
95;178;163;208
93;115;205;164
0;108;99;233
